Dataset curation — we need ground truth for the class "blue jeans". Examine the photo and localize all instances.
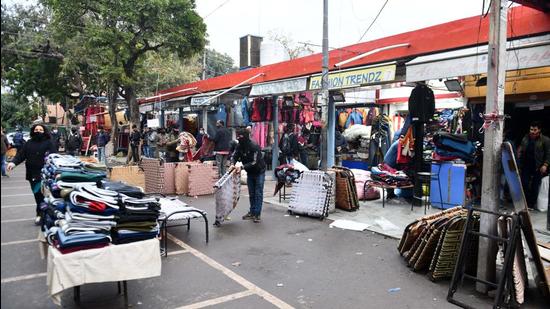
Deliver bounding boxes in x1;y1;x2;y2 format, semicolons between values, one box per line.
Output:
247;172;265;216
1;154;6;176
98;146;106;163
143;145;150;157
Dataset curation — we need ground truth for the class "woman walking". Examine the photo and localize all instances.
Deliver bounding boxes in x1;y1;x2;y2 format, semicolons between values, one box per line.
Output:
7;124;57;224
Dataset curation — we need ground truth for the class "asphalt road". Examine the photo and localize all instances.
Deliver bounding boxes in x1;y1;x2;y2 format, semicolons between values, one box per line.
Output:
1;166;546;308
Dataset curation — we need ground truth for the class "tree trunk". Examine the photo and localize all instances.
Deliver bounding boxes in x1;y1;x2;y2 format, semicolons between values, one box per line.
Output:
109;85;119;154
125;85;140;130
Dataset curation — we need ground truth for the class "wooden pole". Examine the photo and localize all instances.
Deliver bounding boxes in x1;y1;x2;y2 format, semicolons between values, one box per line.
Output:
476;0;507;293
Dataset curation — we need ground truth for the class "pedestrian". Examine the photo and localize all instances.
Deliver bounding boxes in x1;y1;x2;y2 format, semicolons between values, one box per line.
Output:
1;127;10;177
195;127;205;150
517;120;550;209
148;127;158;158
128;124;141;164
141;127;150;158
7;124;57;224
212;120;231;177
96;126;110;164
231;128;266;223
65;127;82;157
12;126;25;154
280;124;299;164
50;126;61;152
156;128;167;159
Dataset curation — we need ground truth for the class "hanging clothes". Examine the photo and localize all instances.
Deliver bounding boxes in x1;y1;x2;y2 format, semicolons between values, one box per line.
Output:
338;109;349;128
251;98;262;122
217;104;227;123
344;109;363;128
265;97;273;121
242;97;251;126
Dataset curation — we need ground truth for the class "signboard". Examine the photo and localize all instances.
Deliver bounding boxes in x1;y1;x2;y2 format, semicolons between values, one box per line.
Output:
191;96;209;106
529;103;545;111
147;118;160;128
250;77;307;96
309;64;396;90
139;104;153;113
406;35;550;82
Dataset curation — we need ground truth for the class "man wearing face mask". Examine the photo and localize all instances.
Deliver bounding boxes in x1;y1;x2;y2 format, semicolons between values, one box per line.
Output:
7;124;57;224
50;126;61;152
65;127;82;156
518;120;550;209
212;120;231;177
231;128;266;223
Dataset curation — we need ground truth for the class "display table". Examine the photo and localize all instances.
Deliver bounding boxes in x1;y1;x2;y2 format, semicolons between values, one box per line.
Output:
369;183;414;208
47;238;161;305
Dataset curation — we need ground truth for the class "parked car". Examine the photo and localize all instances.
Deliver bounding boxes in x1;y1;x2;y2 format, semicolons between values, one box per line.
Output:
6;131;30;146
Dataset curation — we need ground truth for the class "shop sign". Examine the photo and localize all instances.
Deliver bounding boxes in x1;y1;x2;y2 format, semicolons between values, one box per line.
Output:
139;104;153;113
147;118;160;128
309;64;396;90
191;96;209;106
529;103;545;111
250;78;307;96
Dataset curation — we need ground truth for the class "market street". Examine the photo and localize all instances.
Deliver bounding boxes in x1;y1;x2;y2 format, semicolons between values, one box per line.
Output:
3;166;542;309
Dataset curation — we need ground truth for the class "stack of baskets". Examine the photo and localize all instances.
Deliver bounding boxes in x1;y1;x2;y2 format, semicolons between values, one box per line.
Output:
330;167;359;211
398;206;479;281
288;171;334;218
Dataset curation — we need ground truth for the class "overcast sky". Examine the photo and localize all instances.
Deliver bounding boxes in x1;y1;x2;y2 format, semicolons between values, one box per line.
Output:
4;0;492;63
195;0;487;62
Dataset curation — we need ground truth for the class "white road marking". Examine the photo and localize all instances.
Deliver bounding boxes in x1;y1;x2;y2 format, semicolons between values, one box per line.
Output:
167;249;188;256
175;290;255;309
1;218;34;223
1;239;37;246
167;233;294;309
1;272;47;283
1;204;34;209
1;193;34;197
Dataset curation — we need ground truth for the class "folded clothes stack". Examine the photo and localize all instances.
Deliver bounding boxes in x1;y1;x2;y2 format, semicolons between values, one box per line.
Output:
433;132;476;162
370;164;412;187
41;154;107;198
114;196;160;244
40;155;160;253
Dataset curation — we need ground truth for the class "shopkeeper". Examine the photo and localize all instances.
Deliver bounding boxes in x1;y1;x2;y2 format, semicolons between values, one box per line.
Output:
517;120;550;209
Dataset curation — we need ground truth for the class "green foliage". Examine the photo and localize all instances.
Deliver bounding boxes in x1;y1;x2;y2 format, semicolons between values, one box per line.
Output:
44;0;207;124
0;94;40;129
205;49;237;79
1;4;69;103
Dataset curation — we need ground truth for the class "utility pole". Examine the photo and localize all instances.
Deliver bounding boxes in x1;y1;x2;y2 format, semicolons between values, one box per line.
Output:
477;0;507;293
202;49;208;132
320;0;330;170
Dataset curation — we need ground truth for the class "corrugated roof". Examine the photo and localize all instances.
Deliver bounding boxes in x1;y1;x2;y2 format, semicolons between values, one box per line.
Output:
140;6;550;104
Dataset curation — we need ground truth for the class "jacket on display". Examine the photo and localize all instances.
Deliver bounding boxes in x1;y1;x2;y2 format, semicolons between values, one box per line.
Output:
408;84;435;122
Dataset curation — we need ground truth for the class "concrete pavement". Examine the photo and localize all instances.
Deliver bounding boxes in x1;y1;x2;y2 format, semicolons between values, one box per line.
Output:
1;166;546;308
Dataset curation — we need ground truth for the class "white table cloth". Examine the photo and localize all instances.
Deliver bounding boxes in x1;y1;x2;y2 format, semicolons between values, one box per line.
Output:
47;238;161;305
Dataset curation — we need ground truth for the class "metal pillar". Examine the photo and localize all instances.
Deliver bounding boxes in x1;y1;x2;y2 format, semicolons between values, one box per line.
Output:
477;0;507;293
272;96;279;179
160;109;165;129
202;106;208;132
178;107;184;132
327;95;335;168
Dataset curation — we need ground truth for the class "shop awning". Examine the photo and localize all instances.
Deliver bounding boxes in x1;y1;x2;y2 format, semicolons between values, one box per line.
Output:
249;77;308;96
406;34;550;82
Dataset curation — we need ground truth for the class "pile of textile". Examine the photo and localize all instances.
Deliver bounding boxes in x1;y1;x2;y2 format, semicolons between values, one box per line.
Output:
213;168;241;226
433;132;476;162
176;131;197;162
273;164;304;196
42;154;107;199
41;154;159;254
370;164;412;187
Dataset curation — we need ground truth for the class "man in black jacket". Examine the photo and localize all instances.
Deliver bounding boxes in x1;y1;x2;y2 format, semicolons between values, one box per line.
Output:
7;124;57;224
231;128;266;223
128;124;141;164
213;120;231;177
65;127;82;156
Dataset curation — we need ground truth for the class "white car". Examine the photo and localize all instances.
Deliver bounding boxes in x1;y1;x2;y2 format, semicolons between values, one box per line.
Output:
6;131;31;146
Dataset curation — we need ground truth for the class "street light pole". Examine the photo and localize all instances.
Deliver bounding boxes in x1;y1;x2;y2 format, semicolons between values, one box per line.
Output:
320;0;332;170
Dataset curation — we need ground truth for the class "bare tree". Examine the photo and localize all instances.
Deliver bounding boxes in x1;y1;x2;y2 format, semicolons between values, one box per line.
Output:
267;30;314;60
